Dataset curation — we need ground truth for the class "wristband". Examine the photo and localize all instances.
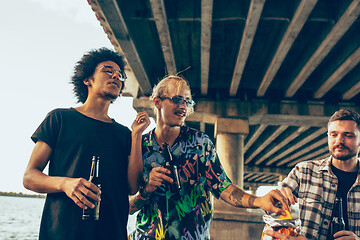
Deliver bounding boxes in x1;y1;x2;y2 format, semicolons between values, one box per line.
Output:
139;181;152;199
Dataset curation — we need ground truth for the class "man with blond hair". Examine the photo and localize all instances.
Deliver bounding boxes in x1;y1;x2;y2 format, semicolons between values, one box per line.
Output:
129;75;289;240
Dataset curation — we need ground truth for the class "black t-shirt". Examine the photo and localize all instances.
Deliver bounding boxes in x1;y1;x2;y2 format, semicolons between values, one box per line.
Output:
32;108;131;240
326;164;357;239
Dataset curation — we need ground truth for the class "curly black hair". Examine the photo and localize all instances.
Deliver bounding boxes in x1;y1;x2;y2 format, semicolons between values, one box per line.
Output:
70;48;126;103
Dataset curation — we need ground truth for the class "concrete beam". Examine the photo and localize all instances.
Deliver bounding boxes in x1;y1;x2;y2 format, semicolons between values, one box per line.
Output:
195;99;342;119
275;137;328;166
245;125;288;164
314;46;360;99
287;146;329;167
149;0;177;75
200;0;213;96
244;124;266;152
215;117;249;136
249;114;329;127
229;0;265;96
343;81;360;100
257;0;318;97
286;0;360;97
93;0;152;95
265;127;326;165
254;126;310;165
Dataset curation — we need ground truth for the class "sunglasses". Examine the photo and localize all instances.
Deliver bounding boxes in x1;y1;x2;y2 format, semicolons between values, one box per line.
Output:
159;96;196;108
100;65;127;82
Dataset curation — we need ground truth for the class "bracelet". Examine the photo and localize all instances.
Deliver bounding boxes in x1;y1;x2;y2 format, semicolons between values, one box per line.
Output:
139;181;152;199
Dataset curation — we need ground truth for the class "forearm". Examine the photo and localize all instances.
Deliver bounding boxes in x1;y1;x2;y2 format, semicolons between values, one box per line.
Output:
23;169;69;194
128;132;143;195
129;191;149;214
220;184;257;208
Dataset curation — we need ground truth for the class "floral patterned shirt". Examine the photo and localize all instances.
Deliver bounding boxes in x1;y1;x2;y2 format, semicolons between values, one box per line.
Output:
133;126;232;240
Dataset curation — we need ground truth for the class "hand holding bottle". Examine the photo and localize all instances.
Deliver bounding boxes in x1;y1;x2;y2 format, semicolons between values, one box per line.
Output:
330;197;346;239
62;176;101;210
82;156;101;220
163;142;181;193
145;166;173;193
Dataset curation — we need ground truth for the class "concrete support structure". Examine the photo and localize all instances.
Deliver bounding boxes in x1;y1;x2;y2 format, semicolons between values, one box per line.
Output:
214;117;249;187
210;117;265;239
210;211;265;240
216;133;245;188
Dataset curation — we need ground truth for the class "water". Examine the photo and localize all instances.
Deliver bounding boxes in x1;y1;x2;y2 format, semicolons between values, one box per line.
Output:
0;196;137;239
0;196;44;239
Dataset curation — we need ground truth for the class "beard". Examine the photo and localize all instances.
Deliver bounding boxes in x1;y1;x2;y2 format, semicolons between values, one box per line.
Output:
102;91;118;102
331;152;356;161
330;144;357;161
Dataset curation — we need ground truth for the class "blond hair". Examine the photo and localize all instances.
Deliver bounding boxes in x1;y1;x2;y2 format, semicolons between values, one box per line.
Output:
150;75;194;115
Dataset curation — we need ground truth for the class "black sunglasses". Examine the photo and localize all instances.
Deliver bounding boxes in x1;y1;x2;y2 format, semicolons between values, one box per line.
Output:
159;96;196;108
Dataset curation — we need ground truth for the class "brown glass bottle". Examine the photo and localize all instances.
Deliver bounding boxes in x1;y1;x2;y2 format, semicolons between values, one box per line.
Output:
330;197;345;239
163;143;181;193
82;156;101;220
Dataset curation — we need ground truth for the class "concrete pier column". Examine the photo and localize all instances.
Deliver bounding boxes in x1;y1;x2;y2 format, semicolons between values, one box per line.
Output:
210;117;265;239
214;117;249;187
215;132;245;187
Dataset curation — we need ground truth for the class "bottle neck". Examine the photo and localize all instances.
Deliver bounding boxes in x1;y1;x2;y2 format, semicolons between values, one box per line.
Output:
337;198;343;218
95;157;100;178
89;156;96;181
163;142;173;163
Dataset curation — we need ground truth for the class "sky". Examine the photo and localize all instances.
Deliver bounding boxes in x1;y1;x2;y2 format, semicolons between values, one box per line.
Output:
0;0;274;198
0;0;155;194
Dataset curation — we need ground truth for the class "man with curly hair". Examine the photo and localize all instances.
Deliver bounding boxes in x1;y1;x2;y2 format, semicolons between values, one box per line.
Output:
23;48;150;239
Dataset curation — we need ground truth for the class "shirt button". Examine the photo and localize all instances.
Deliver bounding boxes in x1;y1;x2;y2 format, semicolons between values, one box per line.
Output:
332;184;336;188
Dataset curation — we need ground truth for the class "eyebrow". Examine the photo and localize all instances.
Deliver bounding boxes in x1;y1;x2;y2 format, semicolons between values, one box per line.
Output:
102;65;121;71
173;95;191;99
328;131;355;135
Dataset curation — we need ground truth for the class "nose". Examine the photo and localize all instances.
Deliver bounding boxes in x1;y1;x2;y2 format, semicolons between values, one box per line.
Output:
179;100;187;108
335;134;345;144
111;72;120;80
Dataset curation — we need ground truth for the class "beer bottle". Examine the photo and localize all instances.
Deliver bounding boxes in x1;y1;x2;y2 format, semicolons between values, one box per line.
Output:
163;143;181;193
330;197;345;238
82;156;101;220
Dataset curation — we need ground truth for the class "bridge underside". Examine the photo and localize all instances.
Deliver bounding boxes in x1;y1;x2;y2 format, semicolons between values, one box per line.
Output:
88;0;360;188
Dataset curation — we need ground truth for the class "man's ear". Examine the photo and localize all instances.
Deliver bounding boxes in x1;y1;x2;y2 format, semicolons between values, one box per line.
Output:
153;97;162;110
83;77;93;86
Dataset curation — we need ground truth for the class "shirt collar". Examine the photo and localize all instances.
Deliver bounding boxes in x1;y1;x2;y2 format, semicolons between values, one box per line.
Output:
319;156;332;172
148;126;188;148
321;155;360;176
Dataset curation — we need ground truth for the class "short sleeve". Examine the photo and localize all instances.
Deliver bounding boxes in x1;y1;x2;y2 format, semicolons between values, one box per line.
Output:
203;138;232;199
31;109;61;149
